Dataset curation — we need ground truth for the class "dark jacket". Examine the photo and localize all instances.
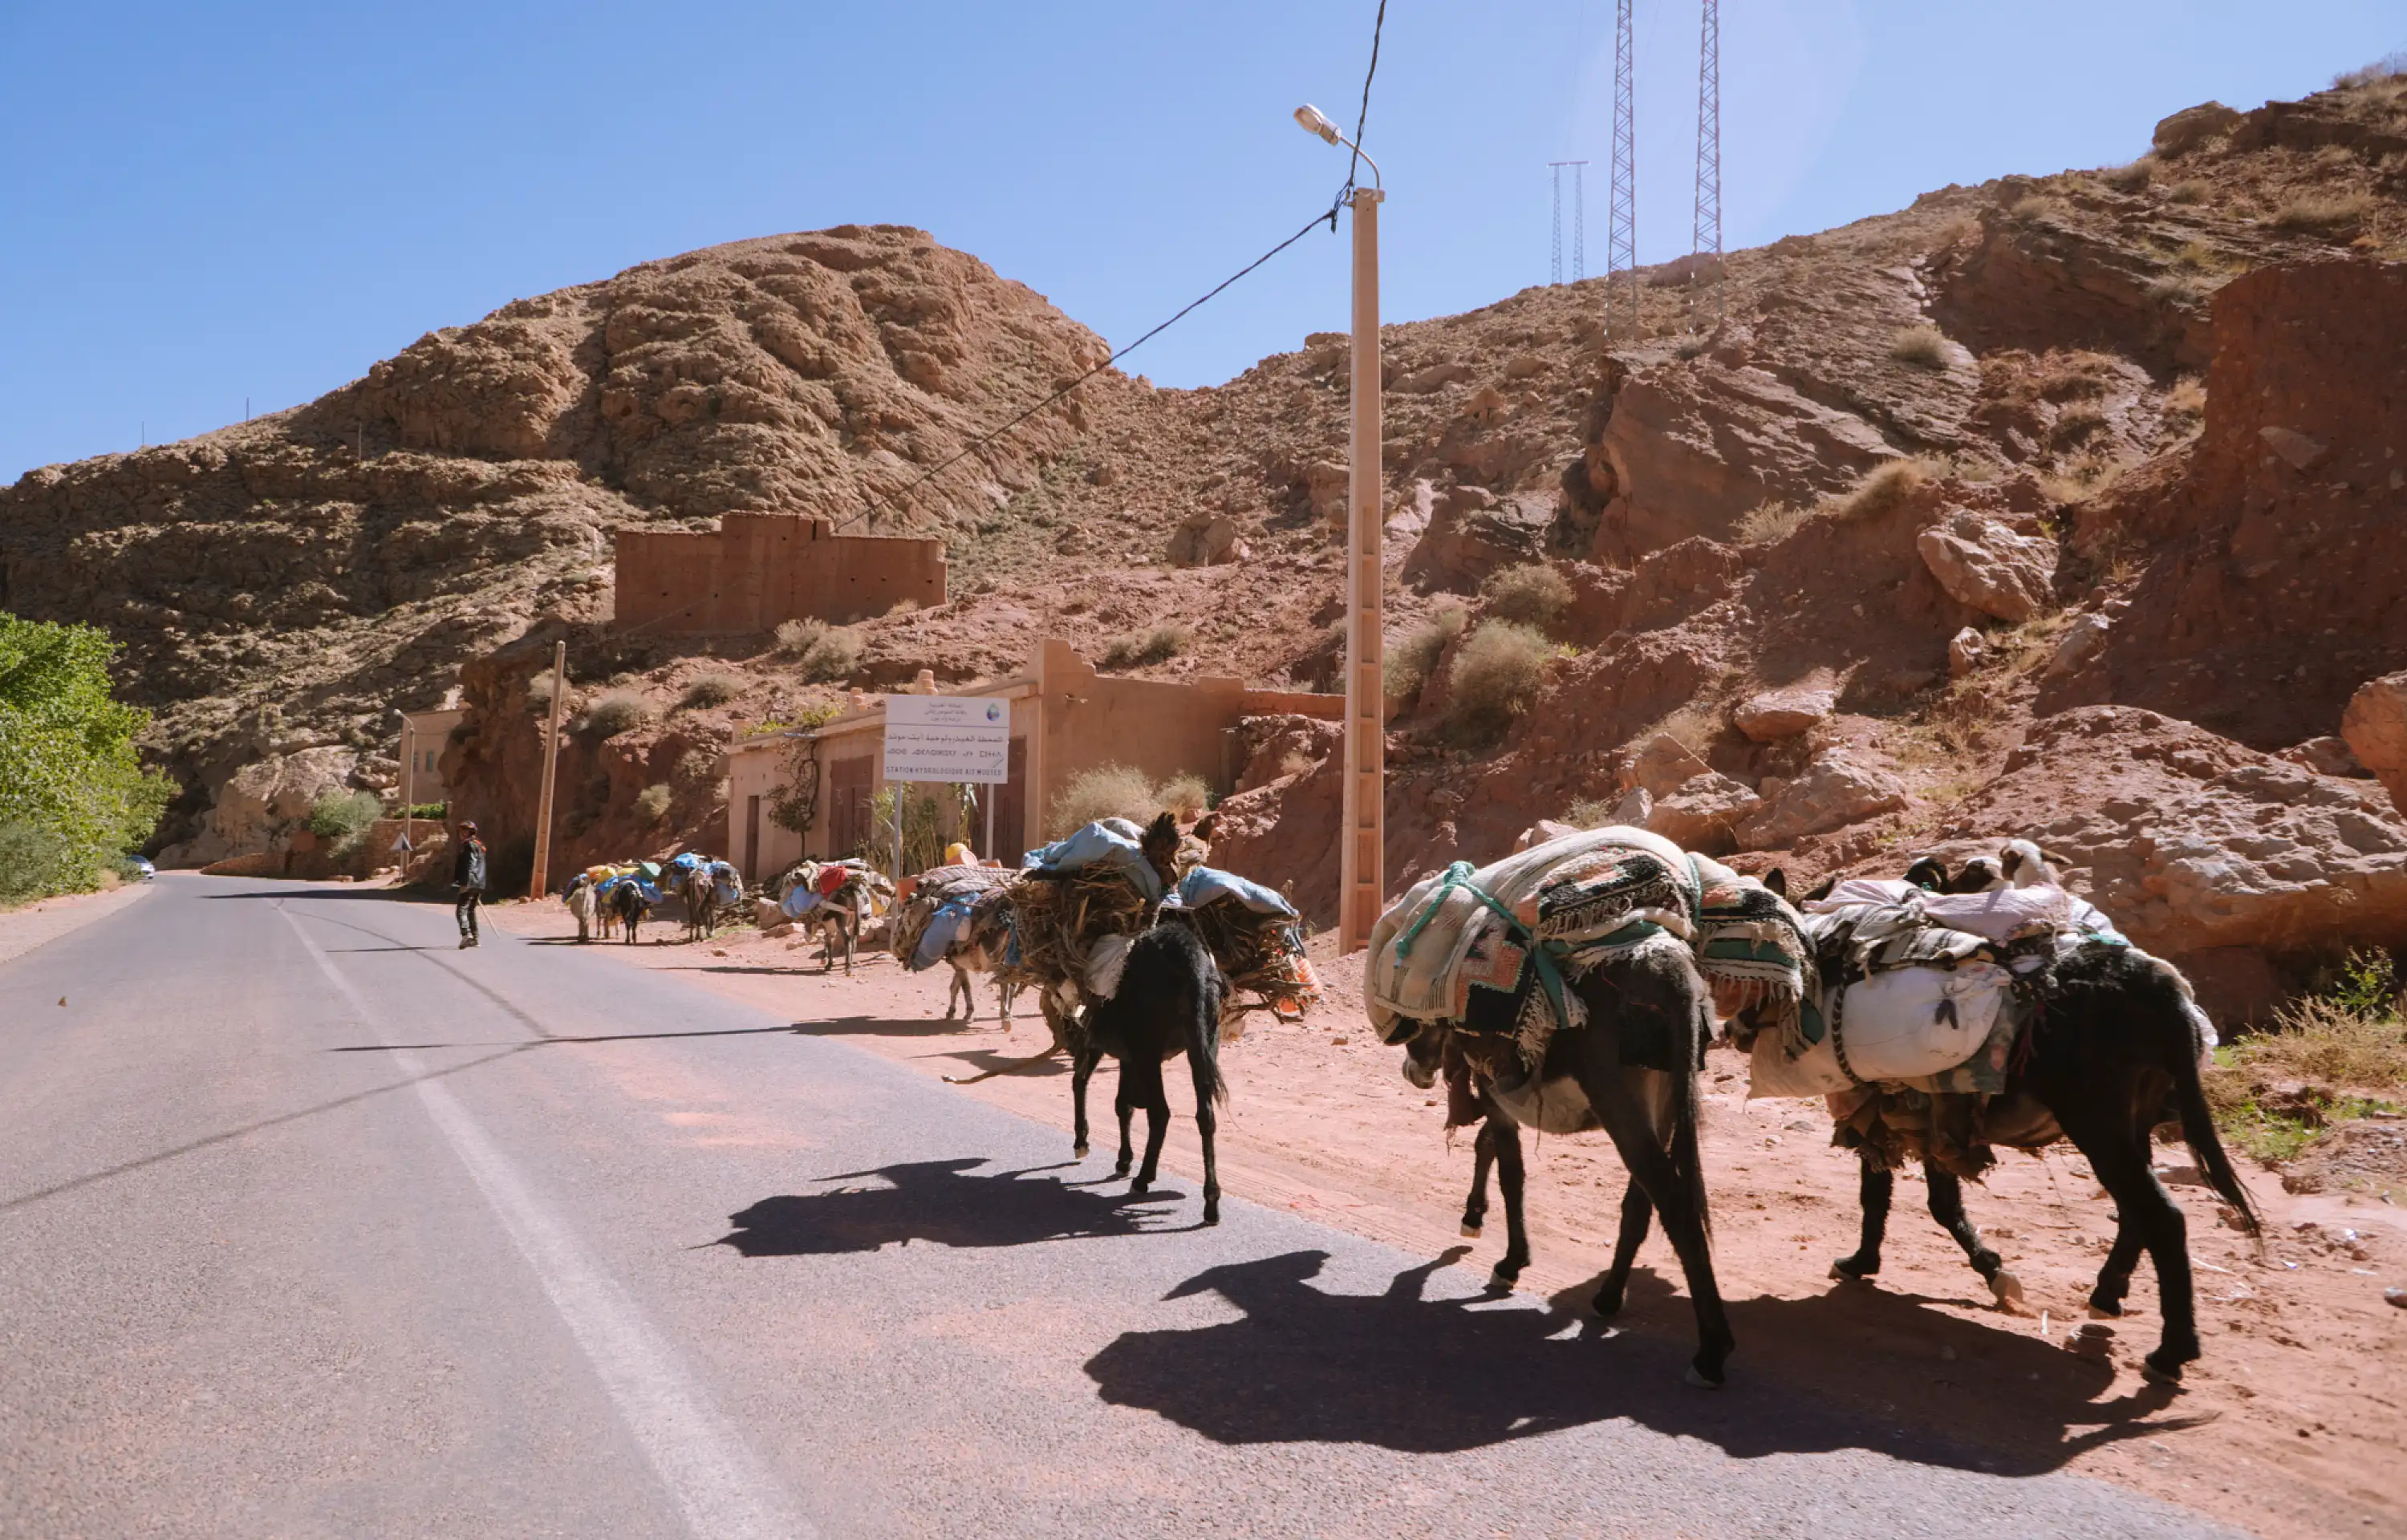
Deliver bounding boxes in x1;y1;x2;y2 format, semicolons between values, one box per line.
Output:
453;837;489;892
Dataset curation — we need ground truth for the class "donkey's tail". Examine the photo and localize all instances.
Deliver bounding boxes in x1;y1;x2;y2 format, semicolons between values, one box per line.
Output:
1190;975;1230;1107
2166;1002;2259;1237
1673;987;1715;1245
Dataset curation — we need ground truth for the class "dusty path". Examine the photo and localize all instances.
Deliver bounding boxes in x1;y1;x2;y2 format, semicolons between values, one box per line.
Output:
0;877;151;969
485;898;2405;1538
0;874;2250;1538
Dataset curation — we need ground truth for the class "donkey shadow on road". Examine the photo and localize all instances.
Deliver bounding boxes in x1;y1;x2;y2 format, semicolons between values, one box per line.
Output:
716;1157;1193;1257
1084;1248;2200;1476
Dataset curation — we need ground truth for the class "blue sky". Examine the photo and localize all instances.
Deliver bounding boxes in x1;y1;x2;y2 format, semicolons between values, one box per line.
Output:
2;1;2398;481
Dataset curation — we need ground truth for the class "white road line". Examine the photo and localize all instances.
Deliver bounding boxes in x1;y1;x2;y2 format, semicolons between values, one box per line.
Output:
278;905;810;1540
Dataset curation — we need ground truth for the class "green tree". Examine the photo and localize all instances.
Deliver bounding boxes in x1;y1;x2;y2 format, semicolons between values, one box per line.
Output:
0;614;174;900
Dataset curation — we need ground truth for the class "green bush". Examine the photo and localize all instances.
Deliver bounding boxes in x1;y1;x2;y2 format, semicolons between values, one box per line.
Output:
307;789;383;840
584;691;651;739
681;672;745;710
1442;621;1554;747
0;824;74;905
1385;605;1467;707
1480;564;1574;634
0;614;173;900
403;801;448;821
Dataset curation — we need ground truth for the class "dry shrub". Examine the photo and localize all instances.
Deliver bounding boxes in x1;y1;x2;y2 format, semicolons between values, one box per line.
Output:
1277;749;1319;780
1442;622;1553;747
2169;240;2230;273
887;596;922;618
1046;763;1160;837
1830;459;1928;523
2164;374;2207;424
780;621;863;683
680;672;744;710
2334;51;2407;89
2167;179;2208;205
2008;194;2067;224
526;674;558;713
1480;563;1574;634
2100;157;2156;192
2205;949;2407;1160
634;783;672;824
1158;773;1211;821
2144;274;2208;306
1889;325;1950;369
1384;605;1467;706
1099;624;1190;670
1561;795;1619;829
584;691;651;739
2049;405;2110;450
1733;500;1813;546
2273;192;2372;233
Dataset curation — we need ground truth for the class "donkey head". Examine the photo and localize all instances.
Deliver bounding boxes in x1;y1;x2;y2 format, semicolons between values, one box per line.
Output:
1399;1020;1449;1090
1140;810;1183;887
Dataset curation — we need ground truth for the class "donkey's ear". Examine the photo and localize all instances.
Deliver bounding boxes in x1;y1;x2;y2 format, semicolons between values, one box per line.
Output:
1764;867;1788;898
1191;812;1220;843
1802;875;1837;903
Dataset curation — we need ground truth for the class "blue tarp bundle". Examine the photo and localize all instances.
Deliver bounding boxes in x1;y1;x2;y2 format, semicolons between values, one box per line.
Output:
1174;865;1296;918
1022;819;1162;903
908;894;979;972
780;886;825;920
596;875;664;906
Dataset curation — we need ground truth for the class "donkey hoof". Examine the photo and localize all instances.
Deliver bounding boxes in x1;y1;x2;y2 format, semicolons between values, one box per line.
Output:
1459;1222;1484;1239
2087;1299;2125;1320
1073;1143;1090;1159
1831;1255;1877;1283
1593;1288;1625;1318
1203;1203;1220;1226
1130;1179;1150;1197
1684;1361;1727;1390
1492;1264;1523;1290
2140;1352;2187;1386
1989;1270;2027;1310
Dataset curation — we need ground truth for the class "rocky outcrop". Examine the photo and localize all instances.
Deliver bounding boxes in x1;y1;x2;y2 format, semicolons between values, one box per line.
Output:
1915;513;2057;621
1646;773;1764;855
2342;671;2407;816
2153;101;2242;156
1738;751;1908;848
160;747;363;869
1402;486;1549;593
1735;682;1835;742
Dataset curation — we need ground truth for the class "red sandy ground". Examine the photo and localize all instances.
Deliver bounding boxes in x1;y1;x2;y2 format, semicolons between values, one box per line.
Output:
485;901;2405;1538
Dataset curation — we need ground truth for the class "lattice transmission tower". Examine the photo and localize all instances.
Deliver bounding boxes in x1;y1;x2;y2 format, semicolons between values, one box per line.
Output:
1691;0;1724;330
1606;0;1638;339
1549;160;1588;285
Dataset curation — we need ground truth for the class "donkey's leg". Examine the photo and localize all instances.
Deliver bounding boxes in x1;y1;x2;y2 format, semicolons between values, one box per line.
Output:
1593;1179;1655;1315
1188;1051;1220;1226
2062;1104;2199;1380
1582;1064;1735;1386
1926;1165;2022;1307
1113;1060;1138;1178
1070;1044;1102;1159
2090;1215;2147;1318
1462;1121;1497;1238
1832;1161;1894;1280
1128;1055;1172;1196
1489;1112;1532;1287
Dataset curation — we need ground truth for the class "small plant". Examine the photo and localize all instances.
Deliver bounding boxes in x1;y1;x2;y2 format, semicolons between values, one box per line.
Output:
584;691;651;739
1158;773;1211;821
1732;500;1812;546
403;801;448;820
2333;50;2407;89
2049;405;2110;449
1098;623;1190;670
773;618;817;655
1384;604;1468;707
2099;157;2156;192
0;824;75;905
1277;750;1320;780
784;623;864;683
634;783;673;824
1441;621;1553;748
2273;193;2372;234
1046;763;1162;837
526;674;558;712
1830;459;1928;523
2007;194;2067;224
680;672;744;710
1889;325;1950;370
2166;179;2208;205
1480;563;1574;634
1561;795;1618;829
2144;274;2209;306
307;789;383;841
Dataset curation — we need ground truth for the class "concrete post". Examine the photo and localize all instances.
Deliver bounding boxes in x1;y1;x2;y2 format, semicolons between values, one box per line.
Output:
529;642;566;898
1340;186;1386;953
400;720;415;878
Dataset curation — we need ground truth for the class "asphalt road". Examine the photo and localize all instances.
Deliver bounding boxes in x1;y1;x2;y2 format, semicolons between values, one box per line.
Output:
0;876;2234;1538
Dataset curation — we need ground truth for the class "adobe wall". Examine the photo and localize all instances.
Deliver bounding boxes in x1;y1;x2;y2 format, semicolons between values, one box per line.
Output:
614;513;946;634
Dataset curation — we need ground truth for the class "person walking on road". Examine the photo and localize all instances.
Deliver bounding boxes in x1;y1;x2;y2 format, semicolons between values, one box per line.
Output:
453;821;489;949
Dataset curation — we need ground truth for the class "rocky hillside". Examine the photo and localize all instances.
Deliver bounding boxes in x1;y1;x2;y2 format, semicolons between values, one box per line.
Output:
5;67;2405;1015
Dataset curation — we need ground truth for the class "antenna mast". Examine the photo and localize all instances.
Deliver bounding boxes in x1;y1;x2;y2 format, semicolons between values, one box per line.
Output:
1549;160;1589;285
1691;0;1723;329
1607;0;1638;339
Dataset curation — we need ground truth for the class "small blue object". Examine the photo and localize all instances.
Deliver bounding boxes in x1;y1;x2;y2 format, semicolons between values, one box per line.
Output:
910;894;978;971
1021;821;1163;903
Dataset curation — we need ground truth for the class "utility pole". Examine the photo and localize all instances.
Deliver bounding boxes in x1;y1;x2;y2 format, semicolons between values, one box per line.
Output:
1691;0;1724;330
401;719;416;880
1340;181;1385;953
528;642;566;898
1549;161;1589;285
1608;0;1638;340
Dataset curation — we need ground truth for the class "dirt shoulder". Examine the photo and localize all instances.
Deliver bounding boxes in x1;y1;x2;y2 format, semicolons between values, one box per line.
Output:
485;899;2405;1538
0;879;153;972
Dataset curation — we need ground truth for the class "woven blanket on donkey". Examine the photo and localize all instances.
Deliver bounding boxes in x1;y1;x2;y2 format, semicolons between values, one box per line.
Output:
891;865;1013;964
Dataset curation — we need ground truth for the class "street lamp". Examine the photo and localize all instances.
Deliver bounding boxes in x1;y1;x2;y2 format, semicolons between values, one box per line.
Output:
1296;103;1385;954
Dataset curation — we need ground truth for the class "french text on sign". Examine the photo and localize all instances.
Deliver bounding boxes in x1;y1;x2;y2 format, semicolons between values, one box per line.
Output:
883;695;1011;784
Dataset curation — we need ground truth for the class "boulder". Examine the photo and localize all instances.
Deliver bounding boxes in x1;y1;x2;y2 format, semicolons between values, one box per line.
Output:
1303;460;1350;526
1915;513;2056;622
1948;626;1987;679
2279;736;2370;780
1393;362;1474;395
2153;101;2241;156
1512;818;1581;853
1734;683;1834;743
1165;511;1246;568
1737;751;1908;847
162;746;363;868
1402;486;1550;594
1619;732;1717;800
2048;612;2113;679
1612;786;1654;826
2342;671;2407;816
1646;773;1765;855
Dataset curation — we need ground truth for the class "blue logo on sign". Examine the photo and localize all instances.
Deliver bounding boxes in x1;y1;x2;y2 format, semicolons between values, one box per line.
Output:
985;703;1001;722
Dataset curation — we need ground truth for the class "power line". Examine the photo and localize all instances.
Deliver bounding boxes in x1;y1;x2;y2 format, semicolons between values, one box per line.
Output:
837;208;1339;534
1342;0;1389;198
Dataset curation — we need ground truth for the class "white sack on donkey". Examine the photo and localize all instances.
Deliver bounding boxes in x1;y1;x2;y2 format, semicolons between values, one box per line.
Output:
1749;961;2013;1098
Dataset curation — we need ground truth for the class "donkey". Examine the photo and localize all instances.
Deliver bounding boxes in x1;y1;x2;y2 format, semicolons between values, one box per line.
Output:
1403;941;1735;1388
1068;922;1229;1226
608;880;652;944
1779;856;2259;1384
566;875;599;943
944;934;1020;1024
683;861;741;944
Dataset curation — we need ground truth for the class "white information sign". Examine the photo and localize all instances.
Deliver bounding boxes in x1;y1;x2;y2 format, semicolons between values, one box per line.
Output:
882;695;1011;784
